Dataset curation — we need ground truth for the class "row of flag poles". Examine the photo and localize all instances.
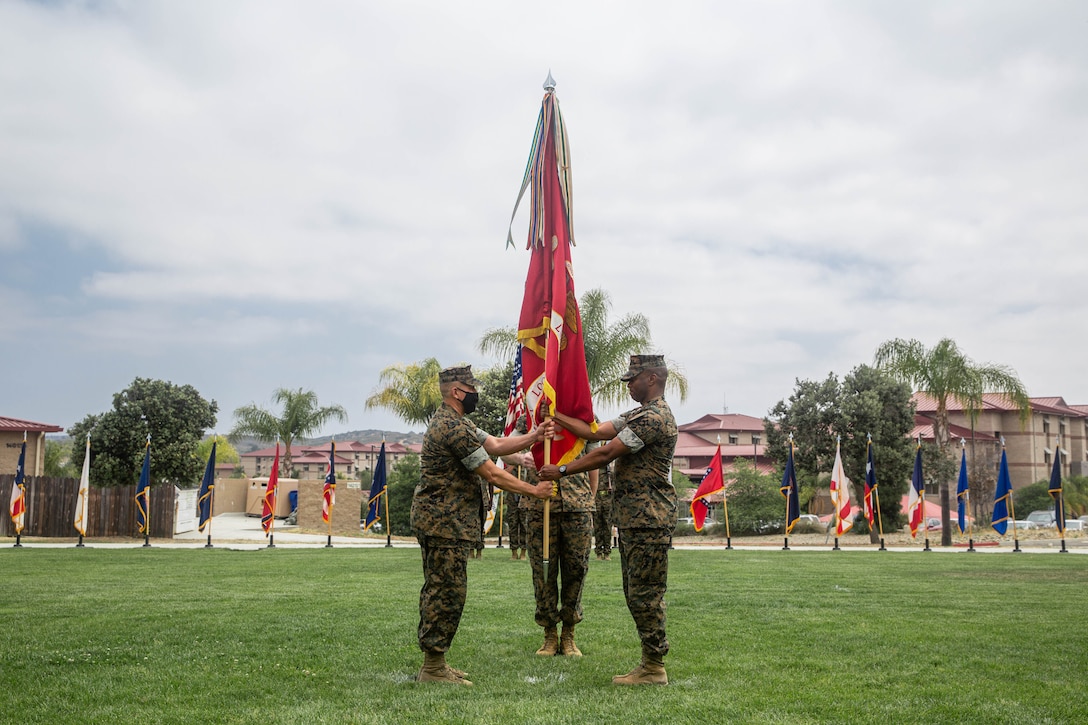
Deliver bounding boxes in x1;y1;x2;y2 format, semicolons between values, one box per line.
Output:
7;433;394;549
685;433;1071;552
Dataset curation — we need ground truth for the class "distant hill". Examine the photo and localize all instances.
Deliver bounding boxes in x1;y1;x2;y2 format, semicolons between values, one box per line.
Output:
230;429;424;453
49;430;423;453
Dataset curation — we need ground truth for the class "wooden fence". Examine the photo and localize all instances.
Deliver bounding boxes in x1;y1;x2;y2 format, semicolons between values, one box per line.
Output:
0;475;176;539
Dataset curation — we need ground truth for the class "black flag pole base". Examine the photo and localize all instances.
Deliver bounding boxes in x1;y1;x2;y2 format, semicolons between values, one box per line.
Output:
325;535;333;548
13;534;22;548
725;537;733;550
204;535;214;549
967;538;976;553
833;537;841;551
385;534;393;548
1013;537;1021;552
76;534;85;548
142;533;151;548
782;537;790;551
879;538;887;551
267;534;275;549
923;537;931;552
1060;538;1068;553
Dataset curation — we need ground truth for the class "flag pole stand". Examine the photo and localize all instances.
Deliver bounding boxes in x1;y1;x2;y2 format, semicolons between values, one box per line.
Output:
267;533;275;549
383;485;392;548
496;491;505;548
76;534;85;548
1060;537;1068;553
967;537;975;552
13;533;22;548
833;536;840;551
1012;535;1020;552
205;534;213;549
875;488;886;551
781;536;789;550
722;497;733;550
923;536;931;552
143;532;151;548
326;534;333;548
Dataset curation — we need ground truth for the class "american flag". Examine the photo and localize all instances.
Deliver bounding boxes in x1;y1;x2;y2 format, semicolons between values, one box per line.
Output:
503;345;526;436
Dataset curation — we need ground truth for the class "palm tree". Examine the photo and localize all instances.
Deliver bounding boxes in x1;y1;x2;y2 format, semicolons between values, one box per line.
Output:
365;357;443;426
874;337;1030;546
478;287;688;410
229;388;348;477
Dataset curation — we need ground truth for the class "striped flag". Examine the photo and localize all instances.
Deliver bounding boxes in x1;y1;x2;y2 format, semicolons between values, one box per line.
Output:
74;435;91;536
9;433;27;535
779;439;800;534
1049;439;1065;534
907;442;924;538
956;443;969;534
502;346;527;437
863;439;877;527
363;441;387;531
322;441;337;525
690;443;724;532
992;445;1013;535
830;439;853;536
135;437;151;535
197;440;216;533
261;443;280;535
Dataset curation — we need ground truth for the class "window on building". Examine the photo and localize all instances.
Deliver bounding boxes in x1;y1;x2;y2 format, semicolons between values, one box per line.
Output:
752;435;761;445
1043;420;1050;436
728;434;738;445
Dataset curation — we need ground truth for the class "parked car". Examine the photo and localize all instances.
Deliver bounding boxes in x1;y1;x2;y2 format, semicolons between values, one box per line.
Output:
1011;520;1038;531
1026;510;1057;528
925;517;942;532
794;514;826;534
1063;520;1084;532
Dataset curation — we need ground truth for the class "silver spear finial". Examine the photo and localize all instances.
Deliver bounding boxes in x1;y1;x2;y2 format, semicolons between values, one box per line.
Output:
543;70;556;91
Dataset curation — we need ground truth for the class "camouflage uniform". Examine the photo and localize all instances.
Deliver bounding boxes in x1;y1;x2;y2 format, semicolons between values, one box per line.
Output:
411;400;491;654
611;395;678;658
521;441;597;629
593;464;614;558
504;490;528;552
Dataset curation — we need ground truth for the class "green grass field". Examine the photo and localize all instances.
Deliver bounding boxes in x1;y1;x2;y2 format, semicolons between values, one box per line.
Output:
1;546;1085;724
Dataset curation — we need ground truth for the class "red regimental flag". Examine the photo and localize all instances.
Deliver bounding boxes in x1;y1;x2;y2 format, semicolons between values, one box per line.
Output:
262;444;280;535
690;444;724;532
516;90;594;468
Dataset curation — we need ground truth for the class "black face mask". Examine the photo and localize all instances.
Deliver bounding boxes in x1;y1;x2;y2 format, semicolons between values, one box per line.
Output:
460;391;479;415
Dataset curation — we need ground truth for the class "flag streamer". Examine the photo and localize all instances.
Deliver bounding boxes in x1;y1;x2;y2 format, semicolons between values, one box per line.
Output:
691;443;724;532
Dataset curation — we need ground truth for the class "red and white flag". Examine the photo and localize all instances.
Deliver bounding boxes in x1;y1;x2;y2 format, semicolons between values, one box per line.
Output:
829;440;853;536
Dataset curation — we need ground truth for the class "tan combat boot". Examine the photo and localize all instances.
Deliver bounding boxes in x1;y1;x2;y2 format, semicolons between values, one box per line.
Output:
511;548;519;560
536;626;558;656
611;648;667;685
559;624;582;657
417;651;472;686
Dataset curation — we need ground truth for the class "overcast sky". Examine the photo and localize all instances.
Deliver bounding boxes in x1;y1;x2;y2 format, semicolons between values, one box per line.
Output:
3;0;1086;440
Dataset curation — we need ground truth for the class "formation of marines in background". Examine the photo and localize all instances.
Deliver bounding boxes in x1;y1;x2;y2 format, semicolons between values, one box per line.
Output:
411;354;677;687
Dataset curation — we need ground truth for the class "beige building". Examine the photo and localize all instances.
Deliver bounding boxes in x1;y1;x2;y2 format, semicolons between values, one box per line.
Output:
912;393;1086;488
240;440;422;480
1;416;64;477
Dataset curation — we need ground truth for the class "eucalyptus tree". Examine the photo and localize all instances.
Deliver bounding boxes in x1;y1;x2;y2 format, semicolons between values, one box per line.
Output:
874;337;1030;545
477;287;688;410
229;388;347;477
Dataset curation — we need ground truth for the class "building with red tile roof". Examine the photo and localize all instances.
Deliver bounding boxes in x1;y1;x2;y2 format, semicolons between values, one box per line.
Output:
1;415;64;477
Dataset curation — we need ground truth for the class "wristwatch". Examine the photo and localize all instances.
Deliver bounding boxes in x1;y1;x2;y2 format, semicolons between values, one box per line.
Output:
558;464;567;476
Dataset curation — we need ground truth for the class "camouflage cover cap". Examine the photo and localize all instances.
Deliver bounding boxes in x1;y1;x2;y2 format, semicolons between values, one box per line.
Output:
439;365;481;387
619;354;667;381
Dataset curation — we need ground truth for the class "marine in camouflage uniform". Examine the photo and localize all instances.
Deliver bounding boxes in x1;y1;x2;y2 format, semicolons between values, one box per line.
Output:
538;354;677;685
518;441;597;656
593;464;614;559
411;365;553;686
505;488;528;558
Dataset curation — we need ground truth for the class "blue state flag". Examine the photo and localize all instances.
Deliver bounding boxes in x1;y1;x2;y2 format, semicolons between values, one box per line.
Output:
364;442;388;531
198;441;216;533
135;439;151;535
992;447;1013;535
956;446;969;533
1049;443;1065;534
